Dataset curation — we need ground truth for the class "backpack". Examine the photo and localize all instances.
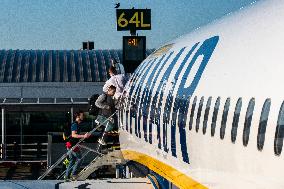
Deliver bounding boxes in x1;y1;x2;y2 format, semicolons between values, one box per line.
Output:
88;94;100;116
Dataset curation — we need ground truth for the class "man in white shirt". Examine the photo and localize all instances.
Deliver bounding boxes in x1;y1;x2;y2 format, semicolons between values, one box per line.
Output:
103;64;126;100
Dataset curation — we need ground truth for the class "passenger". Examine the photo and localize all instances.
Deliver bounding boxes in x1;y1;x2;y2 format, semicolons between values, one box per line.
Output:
111;58;125;75
103;61;126;101
65;111;90;181
95;85;116;145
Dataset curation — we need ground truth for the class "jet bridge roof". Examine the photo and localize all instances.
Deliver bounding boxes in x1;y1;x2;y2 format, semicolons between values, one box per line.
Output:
0;98;89;105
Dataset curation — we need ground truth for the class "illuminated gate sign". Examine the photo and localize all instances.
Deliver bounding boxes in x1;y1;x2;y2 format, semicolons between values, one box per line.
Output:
116;9;151;31
123;36;146;73
117;9;150;73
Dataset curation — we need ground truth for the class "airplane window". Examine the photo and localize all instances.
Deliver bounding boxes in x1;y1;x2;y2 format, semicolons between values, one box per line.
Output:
170;95;179;126
243;98;255;146
257;98;271;151
274;100;284;156
203;96;212;134
120;99;125;127
196;96;204;133
231;98;242;143
150;93;158;124
178;95;187;128
155;94;163;126
164;93;174;125
211;97;221;137
125;96;131;132
220;98;231;139
119;111;123;129
183;96;191;128
136;94;141;108
189;96;197;130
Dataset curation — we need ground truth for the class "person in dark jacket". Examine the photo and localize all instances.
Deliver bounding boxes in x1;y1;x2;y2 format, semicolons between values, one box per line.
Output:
95;85;116;145
65;111;90;181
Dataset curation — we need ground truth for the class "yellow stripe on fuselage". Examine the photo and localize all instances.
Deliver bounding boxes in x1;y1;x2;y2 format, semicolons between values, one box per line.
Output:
121;150;208;189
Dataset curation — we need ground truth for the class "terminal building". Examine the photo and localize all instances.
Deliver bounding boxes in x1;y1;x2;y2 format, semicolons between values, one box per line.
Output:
0;49;154;161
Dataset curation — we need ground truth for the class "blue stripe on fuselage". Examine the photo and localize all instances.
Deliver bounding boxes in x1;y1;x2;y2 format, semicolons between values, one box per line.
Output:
136;55;167;141
123;36;219;165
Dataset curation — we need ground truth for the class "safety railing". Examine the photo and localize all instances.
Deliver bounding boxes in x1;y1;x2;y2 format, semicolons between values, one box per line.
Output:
38;111;118;180
2;135;48;161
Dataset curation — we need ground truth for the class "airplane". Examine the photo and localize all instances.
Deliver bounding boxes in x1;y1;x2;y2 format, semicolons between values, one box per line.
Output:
118;0;284;188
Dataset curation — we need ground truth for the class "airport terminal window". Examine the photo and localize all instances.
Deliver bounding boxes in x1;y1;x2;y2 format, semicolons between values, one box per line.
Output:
243;98;255;147
274;101;284;156
231;98;242;143
203;96;212;135
257;98;271;151
189;96;197;130
211;97;221;137
220;98;231;139
3;111;83;145
196;96;204;133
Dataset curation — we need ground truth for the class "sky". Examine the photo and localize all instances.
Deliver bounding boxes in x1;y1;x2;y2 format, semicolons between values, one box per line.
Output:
0;0;260;50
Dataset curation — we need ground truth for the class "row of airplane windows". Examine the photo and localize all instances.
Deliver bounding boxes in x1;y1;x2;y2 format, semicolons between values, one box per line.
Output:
126;94;283;156
181;96;282;156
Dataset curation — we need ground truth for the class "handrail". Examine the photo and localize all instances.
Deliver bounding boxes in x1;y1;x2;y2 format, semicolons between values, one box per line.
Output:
56;148;93;180
5;135;47;137
6;143;48;146
37;111;118;180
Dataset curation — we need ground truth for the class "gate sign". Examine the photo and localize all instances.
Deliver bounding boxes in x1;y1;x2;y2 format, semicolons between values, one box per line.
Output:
116;9;151;31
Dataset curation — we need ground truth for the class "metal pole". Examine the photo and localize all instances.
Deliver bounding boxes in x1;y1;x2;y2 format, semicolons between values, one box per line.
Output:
116;165;120;179
20;113;23;159
71;107;74;122
125;165;130;178
1;108;4;144
47;133;52;167
1;108;5;159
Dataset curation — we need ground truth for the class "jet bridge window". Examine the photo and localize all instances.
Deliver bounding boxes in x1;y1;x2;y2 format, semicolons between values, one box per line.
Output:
196;96;204;133
220;98;231;139
203;96;212;135
189;96;197;130
231;98;242;143
274;100;284;156
211;97;221;137
243;98;255;147
257;98;271;151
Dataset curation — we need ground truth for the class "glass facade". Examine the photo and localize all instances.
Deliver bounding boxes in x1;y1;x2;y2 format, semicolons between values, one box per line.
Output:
1;109;96;160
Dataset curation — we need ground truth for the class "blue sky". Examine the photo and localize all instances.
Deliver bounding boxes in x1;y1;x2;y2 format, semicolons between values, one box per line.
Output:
0;0;259;50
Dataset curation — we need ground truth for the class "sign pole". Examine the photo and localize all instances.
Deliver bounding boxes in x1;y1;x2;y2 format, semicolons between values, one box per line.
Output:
130;28;136;36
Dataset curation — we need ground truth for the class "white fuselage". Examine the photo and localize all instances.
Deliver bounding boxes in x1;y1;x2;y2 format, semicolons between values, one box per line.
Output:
119;0;284;188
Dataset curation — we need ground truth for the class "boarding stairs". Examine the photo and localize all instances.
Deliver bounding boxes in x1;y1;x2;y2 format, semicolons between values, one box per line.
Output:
76;148;124;180
38;111;124;180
